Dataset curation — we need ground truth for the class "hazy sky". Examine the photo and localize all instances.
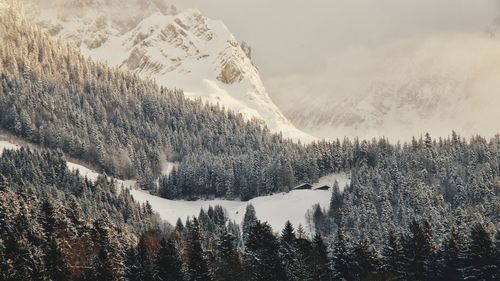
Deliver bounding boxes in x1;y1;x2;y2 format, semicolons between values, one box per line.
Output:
171;0;499;80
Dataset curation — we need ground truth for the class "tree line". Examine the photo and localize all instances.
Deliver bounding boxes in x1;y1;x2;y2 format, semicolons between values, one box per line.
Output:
0;4;351;200
309;133;499;246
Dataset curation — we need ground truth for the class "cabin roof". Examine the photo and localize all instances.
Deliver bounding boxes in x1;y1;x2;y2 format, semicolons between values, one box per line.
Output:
293;183;313;190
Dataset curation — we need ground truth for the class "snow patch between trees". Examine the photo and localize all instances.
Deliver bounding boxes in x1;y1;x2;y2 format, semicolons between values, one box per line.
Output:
129;189;332;234
0;140;19;153
1;138;351;233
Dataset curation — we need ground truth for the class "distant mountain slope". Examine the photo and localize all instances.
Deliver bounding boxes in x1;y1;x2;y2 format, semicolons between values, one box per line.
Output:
0;2;344;200
24;0;313;142
277;35;500;140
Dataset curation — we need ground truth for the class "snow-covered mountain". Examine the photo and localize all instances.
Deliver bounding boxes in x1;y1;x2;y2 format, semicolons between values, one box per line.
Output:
278;34;500;140
24;0;313;142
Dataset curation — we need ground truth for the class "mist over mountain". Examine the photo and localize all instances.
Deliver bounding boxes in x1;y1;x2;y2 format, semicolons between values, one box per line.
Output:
271;33;500;140
1;1;500;280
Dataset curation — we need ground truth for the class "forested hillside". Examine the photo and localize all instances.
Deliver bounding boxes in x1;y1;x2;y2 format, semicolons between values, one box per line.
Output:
2;151;498;281
309;133;500;246
0;147;172;280
0;3;348;200
1;2;500;281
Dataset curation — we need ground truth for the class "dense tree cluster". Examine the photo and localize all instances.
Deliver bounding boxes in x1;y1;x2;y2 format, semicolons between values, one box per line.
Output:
125;210;500;281
4;183;499;281
1;3;500;280
0;147;169;280
0;4;350;200
310;133;500;246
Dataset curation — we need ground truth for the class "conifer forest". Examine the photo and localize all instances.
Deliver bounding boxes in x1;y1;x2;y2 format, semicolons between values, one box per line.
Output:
0;1;499;280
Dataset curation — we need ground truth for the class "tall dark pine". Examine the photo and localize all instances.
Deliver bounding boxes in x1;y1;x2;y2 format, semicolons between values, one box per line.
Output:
351;236;380;281
402;220;437;281
382;231;405;281
331;229;352;281
312;205;327;235
40;197;60;237
439;228;464;281
136;235;155;281
93;245;118;281
154;238;184;281
0;173;8;192
214;231;243;281
279;221;300;281
329;182;343;226
245;221;287;281
125;247;142;281
45;237;72;281
461;223;497;281
186;218;213;281
242;204;257;246
295;233;315;281
495;231;500;279
311;233;333;281
92;218;124;281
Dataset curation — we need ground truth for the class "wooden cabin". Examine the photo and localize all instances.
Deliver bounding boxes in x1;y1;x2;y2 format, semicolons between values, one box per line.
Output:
293;183;313;190
315;185;331;191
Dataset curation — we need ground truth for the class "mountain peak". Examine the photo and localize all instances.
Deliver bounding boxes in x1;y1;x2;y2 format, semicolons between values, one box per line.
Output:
23;0;314;142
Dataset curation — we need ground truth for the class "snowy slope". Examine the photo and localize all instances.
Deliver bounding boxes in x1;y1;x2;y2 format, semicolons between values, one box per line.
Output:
23;0;313;142
130;189;331;234
0;140;19;152
1;138;346;233
280;34;500;140
130;172;350;232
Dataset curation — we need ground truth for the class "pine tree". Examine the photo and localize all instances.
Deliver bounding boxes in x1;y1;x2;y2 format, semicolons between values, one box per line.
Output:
186;218;212;281
331;229;352;281
402;220;437;281
295;233;315;281
244;221;287;281
92;218;125;281
461;223;497;281
154;238;184;281
382;231;405;281
136;234;155;281
495;231;500;279
0;173;8;192
329;181;343;226
312;204;327;235
45;237;72;281
311;233;332;281
351;236;380;281
125;246;143;281
279;221;300;281
214;231;243;281
93;243;120;281
439;228;464;281
242;204;257;246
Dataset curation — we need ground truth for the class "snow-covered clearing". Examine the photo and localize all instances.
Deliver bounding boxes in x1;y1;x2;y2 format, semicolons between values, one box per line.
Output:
0;140;19;153
130;188;331;233
130;172;351;232
66;161;137;189
1;138;350;233
66;162;100;181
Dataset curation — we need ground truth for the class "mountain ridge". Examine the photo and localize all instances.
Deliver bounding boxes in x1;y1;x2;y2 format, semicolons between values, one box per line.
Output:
24;0;314;142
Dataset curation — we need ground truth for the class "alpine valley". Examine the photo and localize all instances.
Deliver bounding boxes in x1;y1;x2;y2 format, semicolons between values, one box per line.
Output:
0;1;499;281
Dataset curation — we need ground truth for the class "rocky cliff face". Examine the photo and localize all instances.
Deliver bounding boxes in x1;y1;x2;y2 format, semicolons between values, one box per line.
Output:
24;0;314;142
